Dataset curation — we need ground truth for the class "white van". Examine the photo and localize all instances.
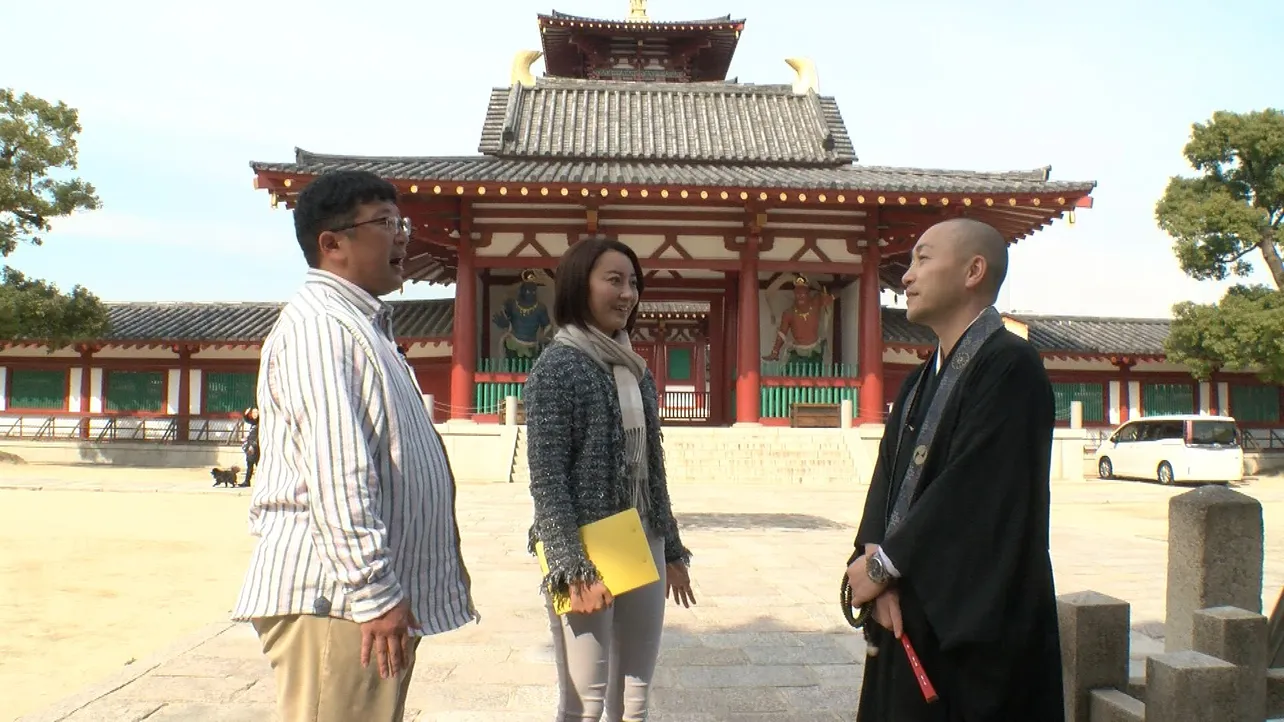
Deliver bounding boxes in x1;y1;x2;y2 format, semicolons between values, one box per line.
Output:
1094;415;1244;485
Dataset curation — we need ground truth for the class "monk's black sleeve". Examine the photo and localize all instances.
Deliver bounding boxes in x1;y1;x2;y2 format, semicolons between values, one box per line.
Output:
878;348;1054;652
852;369;918;563
852;446;891;562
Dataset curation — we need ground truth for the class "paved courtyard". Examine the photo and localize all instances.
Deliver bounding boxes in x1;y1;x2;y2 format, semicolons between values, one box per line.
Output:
8;467;1283;722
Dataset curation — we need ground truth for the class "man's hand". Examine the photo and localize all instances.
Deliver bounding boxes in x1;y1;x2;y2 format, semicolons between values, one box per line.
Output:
568;580;614;615
360;599;418;679
666;562;697;608
845;553;889;607
872;588;904;638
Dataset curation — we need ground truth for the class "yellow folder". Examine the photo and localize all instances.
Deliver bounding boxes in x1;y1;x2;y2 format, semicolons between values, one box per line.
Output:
535;507;661;615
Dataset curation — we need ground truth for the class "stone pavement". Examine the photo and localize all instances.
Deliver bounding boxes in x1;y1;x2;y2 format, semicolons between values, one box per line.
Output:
16;475;1281;722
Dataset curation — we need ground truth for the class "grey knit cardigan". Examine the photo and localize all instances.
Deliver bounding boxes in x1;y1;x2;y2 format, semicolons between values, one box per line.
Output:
523;342;692;598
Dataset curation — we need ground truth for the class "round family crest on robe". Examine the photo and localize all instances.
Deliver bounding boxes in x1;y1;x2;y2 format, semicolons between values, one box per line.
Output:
912;444;928;466
951;351;971;370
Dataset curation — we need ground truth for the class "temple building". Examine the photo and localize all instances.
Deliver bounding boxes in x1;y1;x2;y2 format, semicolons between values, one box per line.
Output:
1;2;1282;445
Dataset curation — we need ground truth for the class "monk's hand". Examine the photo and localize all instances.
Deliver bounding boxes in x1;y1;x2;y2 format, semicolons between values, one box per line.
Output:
872;588;904;638
568;580;614;615
845;554;888;607
666;562;697;608
360;599;416;679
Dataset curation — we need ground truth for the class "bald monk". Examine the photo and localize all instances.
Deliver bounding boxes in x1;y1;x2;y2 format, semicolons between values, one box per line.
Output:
844;218;1064;721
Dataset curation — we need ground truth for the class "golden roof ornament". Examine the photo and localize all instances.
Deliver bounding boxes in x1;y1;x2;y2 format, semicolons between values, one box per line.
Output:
785;57;819;95
521;269;540;283
793;275;809;286
627;0;649;23
510;50;542;87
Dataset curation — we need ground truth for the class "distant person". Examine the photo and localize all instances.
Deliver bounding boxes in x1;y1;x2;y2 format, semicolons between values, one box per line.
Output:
239;407;259;487
844;218;1064;721
523;235;696;721
231;169;477;722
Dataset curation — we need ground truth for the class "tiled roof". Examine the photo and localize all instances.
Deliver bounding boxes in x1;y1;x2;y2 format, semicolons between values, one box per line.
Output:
880;308;937;347
253;149;1095;195
88;302;1169;358
535;13;744;83
476;79;856;166
106;303;283;343
542;11;742;26
881;308;1170;356
1019;314;1171;356
99;301;455;344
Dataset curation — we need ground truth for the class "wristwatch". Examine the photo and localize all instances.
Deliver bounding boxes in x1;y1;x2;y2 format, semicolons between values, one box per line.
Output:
866;553;890;586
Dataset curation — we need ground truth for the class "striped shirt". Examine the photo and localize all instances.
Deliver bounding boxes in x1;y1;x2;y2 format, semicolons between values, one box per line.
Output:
231;269;477;635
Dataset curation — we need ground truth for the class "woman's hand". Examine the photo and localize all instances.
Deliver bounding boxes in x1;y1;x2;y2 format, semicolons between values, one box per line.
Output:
666;562;697;608
568;580;614;615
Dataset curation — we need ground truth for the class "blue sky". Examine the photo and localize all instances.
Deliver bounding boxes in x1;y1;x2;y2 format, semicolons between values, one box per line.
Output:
3;0;1280;318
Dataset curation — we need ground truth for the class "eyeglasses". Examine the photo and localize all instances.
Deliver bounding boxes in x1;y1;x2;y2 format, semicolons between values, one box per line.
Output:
331;216;412;238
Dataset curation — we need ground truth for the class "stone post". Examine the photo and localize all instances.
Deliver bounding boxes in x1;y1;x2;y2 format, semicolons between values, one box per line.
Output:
504;395;518;426
840;399;853;429
1088;690;1145;722
1146;651;1242;721
1058;591;1132;722
1192;607;1267;722
1070;400;1083;429
1165;486;1264;652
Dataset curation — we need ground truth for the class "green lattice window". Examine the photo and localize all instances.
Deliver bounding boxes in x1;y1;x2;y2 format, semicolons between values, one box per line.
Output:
8;369;67;410
1141;383;1195;416
1230;384;1281;424
667;347;692;382
1052;382;1105;423
204;372;257;414
105;371;165;412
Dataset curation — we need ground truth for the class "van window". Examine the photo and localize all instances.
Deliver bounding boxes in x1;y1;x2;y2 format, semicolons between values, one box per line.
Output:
1190;420;1239;446
1116;423;1141;442
1151;421;1184;440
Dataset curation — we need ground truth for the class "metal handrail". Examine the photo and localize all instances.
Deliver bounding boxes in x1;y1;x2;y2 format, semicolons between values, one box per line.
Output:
0;414;247;446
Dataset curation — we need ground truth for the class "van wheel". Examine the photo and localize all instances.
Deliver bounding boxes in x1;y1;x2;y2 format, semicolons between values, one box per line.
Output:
1098;458;1113;479
1157;462;1175;485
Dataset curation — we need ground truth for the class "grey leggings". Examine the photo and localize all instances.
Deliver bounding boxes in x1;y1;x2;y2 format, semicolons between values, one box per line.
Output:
547;534;667;721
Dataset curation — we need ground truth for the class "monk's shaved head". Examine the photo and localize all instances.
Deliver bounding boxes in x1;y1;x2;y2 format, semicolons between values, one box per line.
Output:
934;218;1009;302
903;218;1010;328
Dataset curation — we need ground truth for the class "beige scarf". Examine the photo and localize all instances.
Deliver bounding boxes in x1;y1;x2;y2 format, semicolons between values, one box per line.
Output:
554;324;650;516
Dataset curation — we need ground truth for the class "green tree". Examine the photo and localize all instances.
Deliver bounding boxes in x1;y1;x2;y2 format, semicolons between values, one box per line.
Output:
1156;109;1284;382
0;88;109;345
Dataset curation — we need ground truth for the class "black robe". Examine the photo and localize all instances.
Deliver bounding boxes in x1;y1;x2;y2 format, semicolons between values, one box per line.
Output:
853;330;1065;722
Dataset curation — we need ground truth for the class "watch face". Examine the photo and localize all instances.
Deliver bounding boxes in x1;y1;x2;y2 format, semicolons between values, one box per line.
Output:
867;555;888;583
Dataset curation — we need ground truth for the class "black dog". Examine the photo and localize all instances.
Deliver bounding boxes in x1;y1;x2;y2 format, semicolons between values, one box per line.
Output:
211;466;242;488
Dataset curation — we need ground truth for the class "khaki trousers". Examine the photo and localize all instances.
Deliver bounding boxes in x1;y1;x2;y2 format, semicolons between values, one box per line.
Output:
252;615;420;722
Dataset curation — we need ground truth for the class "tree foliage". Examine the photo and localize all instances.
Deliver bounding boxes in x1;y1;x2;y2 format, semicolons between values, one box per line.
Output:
1167;285;1284;384
0;88;109;344
0;267;108;344
1157;109;1284;381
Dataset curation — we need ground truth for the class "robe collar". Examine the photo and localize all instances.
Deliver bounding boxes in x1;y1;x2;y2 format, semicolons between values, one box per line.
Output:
934;308;990;375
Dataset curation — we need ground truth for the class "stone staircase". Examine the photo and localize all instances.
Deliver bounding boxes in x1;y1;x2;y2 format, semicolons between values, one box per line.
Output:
509;426;866;486
511;426;530;484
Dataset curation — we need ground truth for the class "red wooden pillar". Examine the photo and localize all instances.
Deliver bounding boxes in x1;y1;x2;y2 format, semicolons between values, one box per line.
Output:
1117;360;1133;422
722;276;738;424
707;299;724;425
735;233;761;424
176;345;192;442
450;235;477;420
858;243;884;423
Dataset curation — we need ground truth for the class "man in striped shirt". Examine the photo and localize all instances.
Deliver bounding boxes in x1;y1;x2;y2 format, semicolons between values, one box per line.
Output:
232;170;477;722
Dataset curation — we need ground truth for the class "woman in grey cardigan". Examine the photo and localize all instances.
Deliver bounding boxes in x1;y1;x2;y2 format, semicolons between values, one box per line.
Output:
524;236;695;721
